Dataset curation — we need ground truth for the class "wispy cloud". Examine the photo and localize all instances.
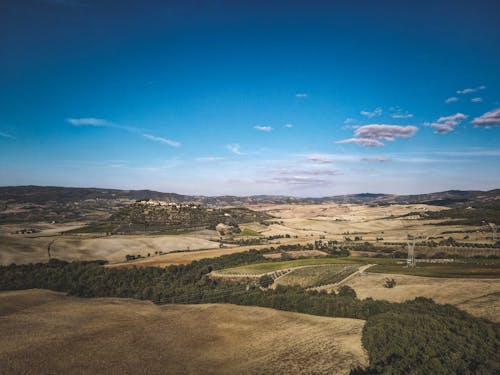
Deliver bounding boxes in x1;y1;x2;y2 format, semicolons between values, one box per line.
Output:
284;123;294;128
456;85;486;95
445;97;458;103
304;154;334;164
391;112;413;119
390;107;413;119
471;108;500;127
471;97;483;103
434;149;500;157
264;176;330;187
67;118;111;126
0;131;15;139
254;125;273;132
195;156;225;162
67;117;180;147
295;93;308;98
360;107;382;118
425;113;468;134
142;134;180;147
276;167;342;176
360;157;392;163
336;137;384;147
227;143;243;155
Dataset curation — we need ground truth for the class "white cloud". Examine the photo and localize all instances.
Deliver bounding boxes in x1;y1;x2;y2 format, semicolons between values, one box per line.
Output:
456;85;486;95
285;123;294;128
445;97;458;103
254;125;273;132
426;113;468;134
354;124;418;140
142;134;181;147
471;108;500;126
67;118;110;126
336;124;418;147
304;154;333;164
471;97;483;103
391;112;413;119
336;137;384;147
227;143;243;155
344;118;356;124
390;107;413;119
360;107;382;118
195;156;225;162
295;93;308;98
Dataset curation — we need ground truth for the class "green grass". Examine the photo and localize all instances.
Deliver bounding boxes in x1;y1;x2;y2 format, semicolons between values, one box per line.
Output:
235;228;261;237
218;257;366;275
276;264;359;288
369;262;500;278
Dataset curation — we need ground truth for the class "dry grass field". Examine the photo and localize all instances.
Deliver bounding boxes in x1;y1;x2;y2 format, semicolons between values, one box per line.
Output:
0;233;221;265
335;272;500;322
2;203;495;266
0;289;367;375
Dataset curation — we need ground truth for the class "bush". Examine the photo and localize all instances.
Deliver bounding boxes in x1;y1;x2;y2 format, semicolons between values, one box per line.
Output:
258;275;274;288
384;278;396;288
338;285;357;298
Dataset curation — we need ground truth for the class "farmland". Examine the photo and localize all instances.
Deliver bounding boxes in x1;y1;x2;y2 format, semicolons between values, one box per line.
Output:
0;289;367;375
1;186;499;374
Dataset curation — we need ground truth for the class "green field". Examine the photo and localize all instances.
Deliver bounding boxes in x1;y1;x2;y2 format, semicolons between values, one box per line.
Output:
275;264;359;288
369;262;500;278
235;228;261;237
218;257;368;275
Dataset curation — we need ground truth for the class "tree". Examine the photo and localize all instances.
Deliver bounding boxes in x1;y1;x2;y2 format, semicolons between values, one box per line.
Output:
259;275;274;288
338;285;357;298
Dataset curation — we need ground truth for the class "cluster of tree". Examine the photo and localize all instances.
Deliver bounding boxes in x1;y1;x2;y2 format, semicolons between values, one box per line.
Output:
266;234;291;240
314;239;351;257
424;201;500;226
0;253;498;374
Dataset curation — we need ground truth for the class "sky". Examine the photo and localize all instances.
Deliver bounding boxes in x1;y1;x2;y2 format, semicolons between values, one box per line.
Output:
1;0;499;196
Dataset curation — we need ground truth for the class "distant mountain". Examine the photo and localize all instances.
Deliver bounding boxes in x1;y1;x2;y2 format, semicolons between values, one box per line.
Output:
0;185;498;207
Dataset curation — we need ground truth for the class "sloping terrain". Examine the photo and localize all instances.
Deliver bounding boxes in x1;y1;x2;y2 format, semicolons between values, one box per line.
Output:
0;289;367;375
340;273;500;322
0;234;221;265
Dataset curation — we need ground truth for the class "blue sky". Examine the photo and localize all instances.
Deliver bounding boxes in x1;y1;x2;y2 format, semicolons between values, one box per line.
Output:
1;0;499;196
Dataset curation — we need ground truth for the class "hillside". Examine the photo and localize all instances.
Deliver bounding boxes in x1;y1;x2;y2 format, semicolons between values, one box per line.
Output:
73;201;271;234
0;289;367;375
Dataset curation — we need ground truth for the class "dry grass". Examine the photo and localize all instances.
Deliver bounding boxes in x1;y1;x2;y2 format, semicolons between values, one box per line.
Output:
3;202;495;266
0;234;221;265
338;272;500;322
0;289;367;375
263;250;328;259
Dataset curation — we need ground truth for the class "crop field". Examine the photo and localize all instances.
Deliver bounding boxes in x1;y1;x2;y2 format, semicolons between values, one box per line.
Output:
0;289;368;375
274;264;359;288
369;261;500;278
217;257;365;275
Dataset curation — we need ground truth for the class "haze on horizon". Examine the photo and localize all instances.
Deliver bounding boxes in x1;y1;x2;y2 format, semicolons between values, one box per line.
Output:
1;0;499;197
